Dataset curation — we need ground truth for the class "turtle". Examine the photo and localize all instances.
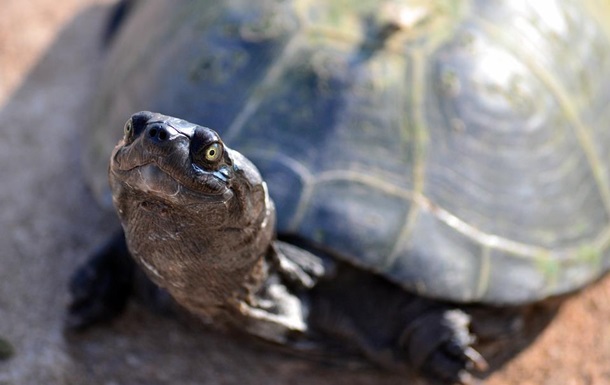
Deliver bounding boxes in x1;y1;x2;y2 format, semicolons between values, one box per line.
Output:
68;0;610;384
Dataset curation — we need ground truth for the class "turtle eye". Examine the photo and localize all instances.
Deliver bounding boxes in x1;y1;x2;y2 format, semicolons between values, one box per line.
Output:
191;126;225;167
123;120;134;140
191;126;227;169
204;142;223;162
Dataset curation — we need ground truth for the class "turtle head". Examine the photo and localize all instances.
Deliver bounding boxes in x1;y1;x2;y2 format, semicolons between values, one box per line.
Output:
109;111;275;307
110;111;272;229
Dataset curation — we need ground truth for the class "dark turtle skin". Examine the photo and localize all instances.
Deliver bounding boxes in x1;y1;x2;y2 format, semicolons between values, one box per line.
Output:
0;337;14;361
70;111;492;384
69;0;610;384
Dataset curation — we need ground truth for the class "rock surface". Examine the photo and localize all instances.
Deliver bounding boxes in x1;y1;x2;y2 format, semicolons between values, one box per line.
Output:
0;1;608;384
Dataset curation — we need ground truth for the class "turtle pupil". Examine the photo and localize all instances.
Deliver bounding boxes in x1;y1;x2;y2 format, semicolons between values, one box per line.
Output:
202;143;222;162
190;127;223;164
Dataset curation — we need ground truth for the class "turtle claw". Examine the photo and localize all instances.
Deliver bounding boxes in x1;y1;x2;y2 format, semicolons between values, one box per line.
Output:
400;308;486;385
463;346;488;372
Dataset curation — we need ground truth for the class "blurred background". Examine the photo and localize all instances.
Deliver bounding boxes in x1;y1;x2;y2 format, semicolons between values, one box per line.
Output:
0;0;608;384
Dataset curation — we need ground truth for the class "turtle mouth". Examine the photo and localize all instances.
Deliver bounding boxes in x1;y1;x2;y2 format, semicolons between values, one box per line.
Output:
110;145;232;202
135;163;182;197
110;160;181;199
111;156;153;173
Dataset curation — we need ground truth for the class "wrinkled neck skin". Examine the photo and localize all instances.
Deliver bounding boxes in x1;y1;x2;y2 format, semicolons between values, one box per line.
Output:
110;145;276;323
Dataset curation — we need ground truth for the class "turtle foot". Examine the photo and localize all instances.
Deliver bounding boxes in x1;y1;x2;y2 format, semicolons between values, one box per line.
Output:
66;231;135;330
400;308;487;385
400;309;488;385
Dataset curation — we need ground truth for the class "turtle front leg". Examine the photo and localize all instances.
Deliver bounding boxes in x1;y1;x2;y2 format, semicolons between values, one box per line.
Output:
66;230;135;329
399;308;487;384
233;241;328;343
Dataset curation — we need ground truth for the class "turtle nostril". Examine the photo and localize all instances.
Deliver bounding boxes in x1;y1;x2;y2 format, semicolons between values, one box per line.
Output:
147;126;169;142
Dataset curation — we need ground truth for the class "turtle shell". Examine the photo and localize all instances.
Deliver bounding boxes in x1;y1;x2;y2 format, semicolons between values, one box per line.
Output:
86;0;610;304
